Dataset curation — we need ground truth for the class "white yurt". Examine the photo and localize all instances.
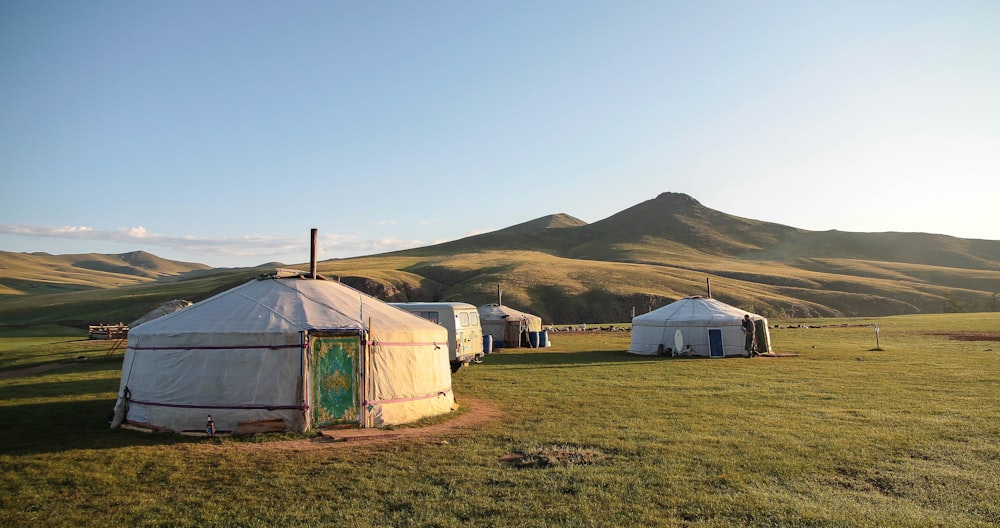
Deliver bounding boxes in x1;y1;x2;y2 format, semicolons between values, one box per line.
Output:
478;304;543;348
628;296;771;358
129;299;192;326
111;271;454;434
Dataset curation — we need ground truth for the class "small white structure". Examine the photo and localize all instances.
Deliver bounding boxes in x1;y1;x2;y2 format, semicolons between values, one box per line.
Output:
478;304;543;348
129;299;192;326
628;296;770;358
111;271;454;434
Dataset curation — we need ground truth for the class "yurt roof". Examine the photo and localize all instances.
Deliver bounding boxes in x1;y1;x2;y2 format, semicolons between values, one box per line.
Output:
129;274;441;336
633;296;757;326
478;303;541;322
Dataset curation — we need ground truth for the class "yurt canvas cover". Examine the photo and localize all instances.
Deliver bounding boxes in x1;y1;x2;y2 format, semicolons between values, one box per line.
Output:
478;304;542;348
112;274;454;433
628;297;771;358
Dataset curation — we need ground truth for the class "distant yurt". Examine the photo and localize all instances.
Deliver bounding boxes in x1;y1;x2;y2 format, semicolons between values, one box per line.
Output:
129;299;192;326
628;296;771;358
111;270;454;434
478;304;543;348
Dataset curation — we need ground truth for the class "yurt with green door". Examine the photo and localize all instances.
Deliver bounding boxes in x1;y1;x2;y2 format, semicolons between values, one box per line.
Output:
111;270;453;434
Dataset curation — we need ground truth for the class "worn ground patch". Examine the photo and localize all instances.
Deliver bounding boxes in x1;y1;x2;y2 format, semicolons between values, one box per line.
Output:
925;331;1000;342
211;397;503;453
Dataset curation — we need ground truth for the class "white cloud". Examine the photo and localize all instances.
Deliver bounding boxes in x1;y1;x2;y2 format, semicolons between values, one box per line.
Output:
331;235;428;255
0;224;433;262
2;225;99;238
119;226;149;239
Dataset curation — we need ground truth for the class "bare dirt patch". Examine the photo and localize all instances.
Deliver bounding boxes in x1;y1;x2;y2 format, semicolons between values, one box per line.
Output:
500;445;609;468
926;332;1000;342
218;397;503;453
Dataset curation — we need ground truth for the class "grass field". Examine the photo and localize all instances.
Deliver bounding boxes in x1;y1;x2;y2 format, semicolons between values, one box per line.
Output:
1;313;998;527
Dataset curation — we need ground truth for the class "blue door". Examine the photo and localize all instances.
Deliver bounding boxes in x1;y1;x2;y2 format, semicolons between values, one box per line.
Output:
708;329;724;358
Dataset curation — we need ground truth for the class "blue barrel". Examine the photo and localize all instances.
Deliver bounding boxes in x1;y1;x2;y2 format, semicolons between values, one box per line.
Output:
483;335;493;354
528;331;540;348
539;330;548;347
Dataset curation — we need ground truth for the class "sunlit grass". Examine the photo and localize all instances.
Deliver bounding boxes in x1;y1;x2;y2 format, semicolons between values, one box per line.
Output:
1;313;998;527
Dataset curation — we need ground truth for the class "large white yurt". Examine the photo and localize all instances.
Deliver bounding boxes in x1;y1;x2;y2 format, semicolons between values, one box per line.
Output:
111;271;454;434
478;304;543;348
628;296;771;358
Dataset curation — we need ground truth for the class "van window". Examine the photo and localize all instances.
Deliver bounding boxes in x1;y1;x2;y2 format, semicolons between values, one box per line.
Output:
458;312;470;327
417;311;440;324
470;313;479;326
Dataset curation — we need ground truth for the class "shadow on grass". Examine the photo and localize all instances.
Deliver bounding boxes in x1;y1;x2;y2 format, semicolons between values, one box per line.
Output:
479;349;683;369
0;378;118;404
0;325;87;338
0;399;205;455
0;356;124;378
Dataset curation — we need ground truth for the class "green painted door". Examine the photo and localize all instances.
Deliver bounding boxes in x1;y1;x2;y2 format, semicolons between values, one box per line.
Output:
311;335;360;426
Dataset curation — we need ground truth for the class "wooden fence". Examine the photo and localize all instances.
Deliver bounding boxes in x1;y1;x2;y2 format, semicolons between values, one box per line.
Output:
88;323;129;340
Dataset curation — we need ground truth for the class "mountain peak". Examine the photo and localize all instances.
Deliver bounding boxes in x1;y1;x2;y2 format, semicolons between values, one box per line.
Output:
538;213;588;229
498;213;587;234
653;192;701;207
117;250;209;271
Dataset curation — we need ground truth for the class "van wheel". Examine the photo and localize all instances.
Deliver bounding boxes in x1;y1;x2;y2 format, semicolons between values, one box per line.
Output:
450;361;465;373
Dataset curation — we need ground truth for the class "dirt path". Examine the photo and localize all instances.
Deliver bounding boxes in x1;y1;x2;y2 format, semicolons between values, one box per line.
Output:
219;397;504;453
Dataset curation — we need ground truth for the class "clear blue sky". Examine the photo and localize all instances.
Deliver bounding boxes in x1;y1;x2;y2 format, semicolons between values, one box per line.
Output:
2;1;998;268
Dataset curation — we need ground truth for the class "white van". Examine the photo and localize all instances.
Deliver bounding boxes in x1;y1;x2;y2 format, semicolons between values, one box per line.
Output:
389;302;484;372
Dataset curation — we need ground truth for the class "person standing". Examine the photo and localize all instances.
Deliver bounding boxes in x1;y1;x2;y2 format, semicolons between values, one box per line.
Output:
742;314;757;357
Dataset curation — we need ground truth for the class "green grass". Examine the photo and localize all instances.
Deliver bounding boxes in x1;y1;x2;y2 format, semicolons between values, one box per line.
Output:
1;313;999;527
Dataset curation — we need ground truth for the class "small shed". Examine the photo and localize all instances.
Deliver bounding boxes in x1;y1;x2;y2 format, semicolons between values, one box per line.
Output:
478;304;543;348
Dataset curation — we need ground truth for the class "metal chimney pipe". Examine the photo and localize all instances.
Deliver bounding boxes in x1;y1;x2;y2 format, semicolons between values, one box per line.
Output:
310;228;318;279
706;277;712;298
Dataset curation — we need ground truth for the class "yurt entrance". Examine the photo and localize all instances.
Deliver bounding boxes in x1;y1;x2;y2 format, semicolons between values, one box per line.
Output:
310;333;363;427
504;320;524;348
708;329;724;358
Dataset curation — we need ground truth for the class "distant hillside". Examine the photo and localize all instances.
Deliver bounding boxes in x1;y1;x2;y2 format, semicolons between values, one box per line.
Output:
402;213;590;257
0;250;213;296
358;192;1000;320
1;192;998;327
429;193;1000;269
0;264;278;328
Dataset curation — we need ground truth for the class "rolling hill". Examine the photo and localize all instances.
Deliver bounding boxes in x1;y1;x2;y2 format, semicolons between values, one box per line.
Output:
1;192;998;327
0;250;213;296
363;193;1000;319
